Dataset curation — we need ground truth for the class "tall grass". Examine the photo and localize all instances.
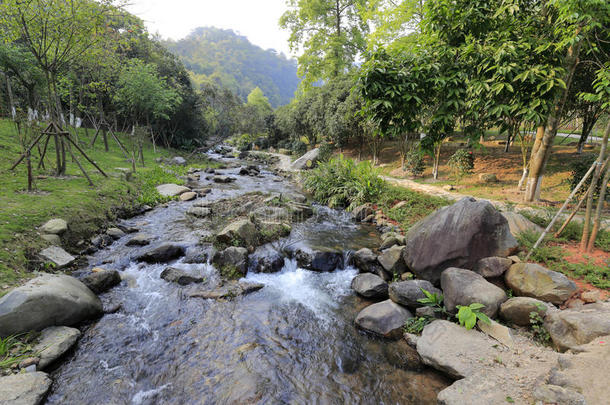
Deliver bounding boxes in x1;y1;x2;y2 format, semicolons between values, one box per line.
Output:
303;155;386;210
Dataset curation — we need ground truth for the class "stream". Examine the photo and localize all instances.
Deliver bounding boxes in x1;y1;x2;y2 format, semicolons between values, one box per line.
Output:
46;150;449;404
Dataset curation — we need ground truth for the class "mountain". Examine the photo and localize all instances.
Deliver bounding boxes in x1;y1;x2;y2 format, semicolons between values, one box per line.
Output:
164;27;300;108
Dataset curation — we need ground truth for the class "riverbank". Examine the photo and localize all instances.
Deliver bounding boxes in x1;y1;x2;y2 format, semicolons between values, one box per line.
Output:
0;118;216;292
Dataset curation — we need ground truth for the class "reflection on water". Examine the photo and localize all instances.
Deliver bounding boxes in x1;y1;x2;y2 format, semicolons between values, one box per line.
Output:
47;152;449;404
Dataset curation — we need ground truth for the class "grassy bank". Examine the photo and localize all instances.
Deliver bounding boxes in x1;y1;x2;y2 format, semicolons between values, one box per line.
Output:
0;118;213;291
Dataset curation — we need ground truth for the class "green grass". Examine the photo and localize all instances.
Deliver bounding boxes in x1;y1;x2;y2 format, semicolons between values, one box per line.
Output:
0;118;213;290
378;185;449;230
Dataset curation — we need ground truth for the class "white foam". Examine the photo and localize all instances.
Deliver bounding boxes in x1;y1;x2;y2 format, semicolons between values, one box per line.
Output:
132;383;172;404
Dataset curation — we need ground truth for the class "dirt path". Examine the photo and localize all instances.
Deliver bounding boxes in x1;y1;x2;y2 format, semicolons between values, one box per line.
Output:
269;152;295;172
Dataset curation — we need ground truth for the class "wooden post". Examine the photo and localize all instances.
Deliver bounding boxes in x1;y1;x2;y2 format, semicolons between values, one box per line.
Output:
26;150;33;191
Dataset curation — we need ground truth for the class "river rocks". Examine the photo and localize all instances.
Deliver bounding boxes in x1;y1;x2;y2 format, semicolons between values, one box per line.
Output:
160;267;204;285
286;201;314;221
213;175;236;183
417;320;498;379
505;263;577;305
441;268;507;317
156;184;191;197
213;247;249;277
293;248;344;272
291;147;320;170
216;219;258;247
0;274;102;337
355;299;413;339
39;246;75;268
499;297;548;326
41;218;67;235
403;198;518;284
189;281;264;300
0;372;52;405
378;245;407;276
33;326;81;370
533;384;586;405
351;248;380;273
183;247;210;264
352;204;374;222
389;279;441;309
126;233;152;246
180;191;197;201
501;211;543;237
186;206;211;218
135;243;185;263
106;227;125;240
239;165;260;176
41;234;61;245
251;253;285;273
478;173;498;183
170;156;187;166
544;303;610;351
82;270;121;294
351;273;388;299
474;256;512;278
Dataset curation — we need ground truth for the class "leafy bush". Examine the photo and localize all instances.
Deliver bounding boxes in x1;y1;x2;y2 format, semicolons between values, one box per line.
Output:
302;155;386;210
404;317;433;334
291;139;307;156
569;154;608;200
447;149;474;178
404;147;425;176
318;142;336;162
418;288;446;314
456;303;490;330
529;311;550;345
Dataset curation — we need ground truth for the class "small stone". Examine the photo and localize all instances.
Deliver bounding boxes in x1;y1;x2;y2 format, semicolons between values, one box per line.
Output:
581;290;601;303
41;234;61;245
106;227;125;240
39;246;75;268
82;270;121;294
33;326;81;370
40;218;68;235
180;192;197;201
156;184;191;197
186;207;211;218
126;234;152;246
479;173;498;183
351;273;388;299
160;267;204;286
477;319;515;348
18;357;40;369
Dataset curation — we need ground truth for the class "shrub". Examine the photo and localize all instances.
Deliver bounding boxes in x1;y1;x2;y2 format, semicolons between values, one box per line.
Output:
291;139;307;156
456;303;490;330
302;155;386;210
318;142;335;162
404;147;426;176
447;149;474;178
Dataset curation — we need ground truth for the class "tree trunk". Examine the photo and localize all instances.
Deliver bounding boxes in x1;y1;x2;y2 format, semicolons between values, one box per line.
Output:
577;112;596;154
524;39;581;202
432;142;442;180
587;158;610;252
518;167;528;190
580;120;609;251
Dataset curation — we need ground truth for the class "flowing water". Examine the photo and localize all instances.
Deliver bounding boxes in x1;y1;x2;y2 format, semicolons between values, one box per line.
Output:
47;152;449;404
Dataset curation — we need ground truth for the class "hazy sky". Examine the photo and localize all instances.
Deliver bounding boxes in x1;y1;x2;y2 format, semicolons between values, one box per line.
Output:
126;0;293;56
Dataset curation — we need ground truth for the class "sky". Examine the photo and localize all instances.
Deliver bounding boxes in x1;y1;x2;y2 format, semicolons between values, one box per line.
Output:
126;0;293;56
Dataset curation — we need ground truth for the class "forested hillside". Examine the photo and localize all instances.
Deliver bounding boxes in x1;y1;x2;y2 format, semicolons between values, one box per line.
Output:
165;27;300;107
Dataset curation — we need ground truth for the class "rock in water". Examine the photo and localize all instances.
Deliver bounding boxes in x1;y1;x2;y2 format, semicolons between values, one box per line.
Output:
0;372;51;405
441;267;507;318
180;191;197;201
351;248;382;274
388;279;441;309
0;274;102;337
106;227;125;240
82;270;121;294
544;303;610;351
499;297;548;326
155;184;191;197
33;326;81;370
126;233;152;246
40;218;68;235
160;267;204;286
505;263;577;305
354;299;413;339
39;246;75;268
135;243;185;263
352;204;374;222
216;219;258;247
501;211;543;238
213;247;249;277
186;207;211;218
403;198;518;284
351;273;388;299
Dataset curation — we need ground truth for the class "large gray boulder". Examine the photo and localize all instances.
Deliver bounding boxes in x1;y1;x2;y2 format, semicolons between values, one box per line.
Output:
352;248;384;274
377;245;407;276
39;246;75;269
505;263;577;305
544;303;610;351
416;320;500;379
216;219;258;247
156;183;190;197
501;211;543;237
40;218;67;235
135;243;185;263
403;198;519;284
351;273;388;299
293;248;344;272
354;299;413;339
33;326;81;370
82;270;121;294
499;296;549;326
213;247;249;277
388;279;441;309
441;268;507;318
291;147;320;170
0;274;102;337
0;372;51;405
160;267;204;286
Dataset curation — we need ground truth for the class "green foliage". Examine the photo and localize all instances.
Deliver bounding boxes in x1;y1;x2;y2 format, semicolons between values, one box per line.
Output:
379;185;448;230
318;142;336;162
302;155;386;209
529;311;551;345
447;149;475;178
404;147;425;176
417;288;445;314
291;140;308;156
404;316;433;334
0;334;35;370
456;303;490;330
135;166;184;206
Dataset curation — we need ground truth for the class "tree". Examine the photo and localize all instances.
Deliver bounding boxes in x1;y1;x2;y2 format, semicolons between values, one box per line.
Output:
280;0;369;88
